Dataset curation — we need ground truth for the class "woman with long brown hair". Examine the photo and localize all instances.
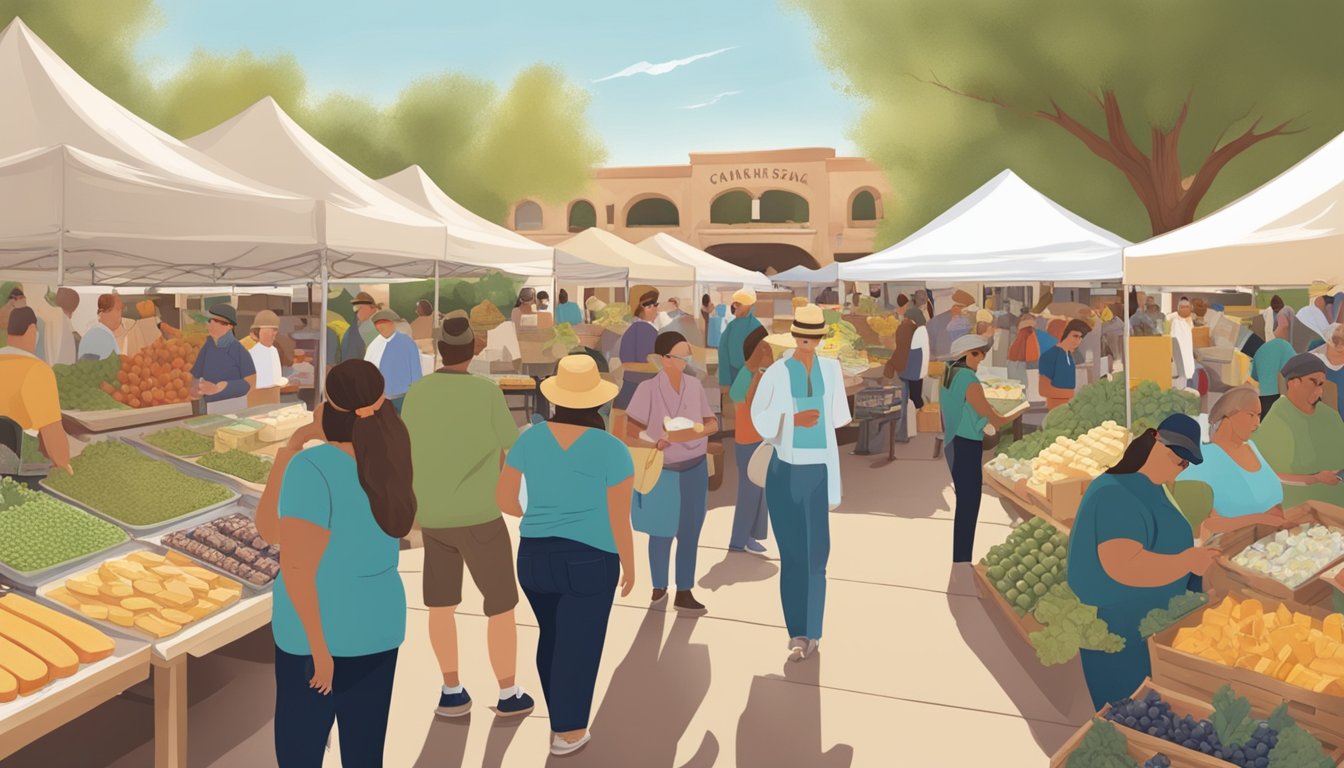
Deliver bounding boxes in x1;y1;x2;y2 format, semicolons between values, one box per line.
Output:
257;359;416;768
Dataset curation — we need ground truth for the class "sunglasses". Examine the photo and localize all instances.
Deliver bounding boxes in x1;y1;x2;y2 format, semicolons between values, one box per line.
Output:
640;300;659;309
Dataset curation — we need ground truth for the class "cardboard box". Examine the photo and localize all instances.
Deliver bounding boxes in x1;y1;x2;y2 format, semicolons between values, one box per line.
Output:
916;404;941;434
1129;335;1173;391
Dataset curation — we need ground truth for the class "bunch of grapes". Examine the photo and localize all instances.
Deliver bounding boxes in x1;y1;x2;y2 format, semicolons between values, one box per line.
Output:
1105;690;1278;768
1143;755;1171;768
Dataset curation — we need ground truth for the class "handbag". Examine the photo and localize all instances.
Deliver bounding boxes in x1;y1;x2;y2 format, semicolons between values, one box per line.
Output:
632;465;679;537
628;446;664;495
746;443;774;488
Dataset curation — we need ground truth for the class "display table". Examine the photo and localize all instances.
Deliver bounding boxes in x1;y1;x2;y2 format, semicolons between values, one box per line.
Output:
498;379;539;421
983;472;1071;533
0;636;152;761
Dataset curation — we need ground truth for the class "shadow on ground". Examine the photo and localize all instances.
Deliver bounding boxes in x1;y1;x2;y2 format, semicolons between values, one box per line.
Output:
945;566;1092;756
735;653;854;767
698;550;780;592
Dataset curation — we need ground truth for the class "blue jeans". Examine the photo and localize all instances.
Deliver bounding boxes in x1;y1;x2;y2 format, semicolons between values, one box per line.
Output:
273;646;398;768
649;459;709;590
945;436;983;563
517;536;619;733
765;456;829;640
729;441;769;549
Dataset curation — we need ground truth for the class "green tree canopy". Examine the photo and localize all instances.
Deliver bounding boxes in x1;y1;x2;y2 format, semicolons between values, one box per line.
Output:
2;1;605;224
791;0;1344;245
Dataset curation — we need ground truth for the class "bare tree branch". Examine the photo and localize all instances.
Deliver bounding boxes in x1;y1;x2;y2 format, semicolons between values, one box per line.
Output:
1179;116;1305;220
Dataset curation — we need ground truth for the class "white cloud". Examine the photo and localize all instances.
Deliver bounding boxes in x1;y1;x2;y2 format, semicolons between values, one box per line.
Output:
594;47;735;83
684;91;742;110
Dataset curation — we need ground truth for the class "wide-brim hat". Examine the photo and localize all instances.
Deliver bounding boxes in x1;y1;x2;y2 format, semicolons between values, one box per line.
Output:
541;354;619;409
947;334;991;360
732;287;757;306
951;289;976;307
351;291;377;307
630;284;659;309
370;308;401;325
252;310;280;330
208;304;237;326
763;333;797;349
788;304;827;339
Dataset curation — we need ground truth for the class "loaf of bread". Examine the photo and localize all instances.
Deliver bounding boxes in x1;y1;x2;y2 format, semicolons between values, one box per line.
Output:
0;594;115;664
0;610;79;679
0;635;49;695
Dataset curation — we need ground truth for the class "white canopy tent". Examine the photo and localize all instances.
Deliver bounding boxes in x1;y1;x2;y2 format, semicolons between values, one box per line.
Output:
0;19;318;286
773;262;841;285
637;233;770;289
556;228;691;286
839;170;1128;283
1125;131;1344;287
187;98;450;282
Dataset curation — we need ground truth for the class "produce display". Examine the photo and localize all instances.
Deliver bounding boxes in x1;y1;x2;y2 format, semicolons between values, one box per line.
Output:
1030;582;1125;665
47;550;243;638
1168;596;1344;694
998;378;1197;461
44;441;233;527
103;337;203;408
196;450;272;484
0;478;128;574
19;433;45;468
1140;591;1210;638
212;419;264;452
0;593;116;701
1065;718;1166;768
544;323;581;356
141;427;214;457
469;301;507;332
1104;685;1333;768
979;518;1068;617
864;314;898;337
1230;524;1344;589
591;302;630;333
161;513;279;586
986;454;1032;484
52;356;127;411
1025;421;1131;496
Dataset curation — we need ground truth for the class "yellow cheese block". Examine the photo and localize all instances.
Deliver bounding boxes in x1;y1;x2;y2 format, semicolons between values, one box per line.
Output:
120;597;160;613
134;614;181;638
185;600;218;620
45;587;82;610
107;607;135;628
0;635;49;694
151;589;193;609
66;579;100;598
132;579;163;596
160;609;194;626
0;667;15;703
1325;614;1344;642
98;582;133;600
179;567;223;587
208;587;240;608
79;604;109;621
0;610;79;679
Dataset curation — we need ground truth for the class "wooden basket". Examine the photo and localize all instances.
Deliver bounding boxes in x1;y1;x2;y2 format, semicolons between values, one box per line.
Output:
1148;598;1344;744
1213;502;1344;606
1050;717;1197;768
972;563;1044;649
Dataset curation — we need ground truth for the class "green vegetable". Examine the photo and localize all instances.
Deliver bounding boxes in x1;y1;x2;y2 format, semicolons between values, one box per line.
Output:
52;356;129;411
1066;718;1137;768
998;377;1197;460
544;323;582;355
142;427;215;457
197;449;273;484
0;478;128;573
1210;684;1258;749
979;518;1069;615
1030;583;1125;666
44;441;232;526
1138;591;1208;638
1268;725;1334;768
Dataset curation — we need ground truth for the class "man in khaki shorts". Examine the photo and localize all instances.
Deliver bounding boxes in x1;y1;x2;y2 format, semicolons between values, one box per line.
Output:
402;312;534;718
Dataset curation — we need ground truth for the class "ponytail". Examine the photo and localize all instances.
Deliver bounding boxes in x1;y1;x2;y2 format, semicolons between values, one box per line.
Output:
324;360;417;538
1106;429;1158;475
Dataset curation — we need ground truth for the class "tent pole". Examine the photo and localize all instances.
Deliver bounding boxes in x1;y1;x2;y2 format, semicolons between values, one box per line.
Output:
317;250;329;401
1123;280;1132;430
432;261;441;370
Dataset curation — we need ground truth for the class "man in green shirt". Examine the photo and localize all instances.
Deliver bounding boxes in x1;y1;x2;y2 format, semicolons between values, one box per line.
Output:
402;312;534;719
1253;353;1344;509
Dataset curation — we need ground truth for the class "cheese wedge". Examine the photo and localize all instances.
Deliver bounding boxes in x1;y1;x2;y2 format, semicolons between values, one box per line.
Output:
0;636;49;694
0;611;79;679
151;589;193;609
208;587;239;608
185;600;218;620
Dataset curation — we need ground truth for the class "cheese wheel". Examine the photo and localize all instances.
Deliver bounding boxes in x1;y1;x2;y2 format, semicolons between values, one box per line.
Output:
0;636;49;694
0;594;112;667
0;610;79;679
0;667;16;702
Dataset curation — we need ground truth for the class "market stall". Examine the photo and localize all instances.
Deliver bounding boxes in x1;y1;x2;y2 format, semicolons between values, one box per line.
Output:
637;232;771;290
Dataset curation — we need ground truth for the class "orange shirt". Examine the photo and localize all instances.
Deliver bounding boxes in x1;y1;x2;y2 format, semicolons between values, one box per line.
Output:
735;400;761;445
0;348;61;430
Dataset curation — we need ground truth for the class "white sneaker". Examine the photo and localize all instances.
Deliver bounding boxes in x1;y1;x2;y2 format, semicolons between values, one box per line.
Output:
551;731;592;757
787;636;807;662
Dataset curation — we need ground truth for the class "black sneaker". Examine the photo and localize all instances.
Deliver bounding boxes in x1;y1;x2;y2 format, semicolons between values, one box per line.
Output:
674;590;706;615
436;688;472;718
496;690;535;718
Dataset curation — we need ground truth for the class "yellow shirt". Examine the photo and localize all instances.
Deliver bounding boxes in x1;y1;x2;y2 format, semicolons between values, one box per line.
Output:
0;347;61;429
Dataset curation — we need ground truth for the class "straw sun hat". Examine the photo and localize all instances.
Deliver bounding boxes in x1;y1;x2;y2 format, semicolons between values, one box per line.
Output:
541;354;619;409
764;303;827;349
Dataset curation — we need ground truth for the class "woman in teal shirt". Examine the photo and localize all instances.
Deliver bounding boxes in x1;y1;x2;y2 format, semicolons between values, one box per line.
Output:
554;289;584;327
940;335;1012;562
257;359;416;768
1068;414;1220;710
496;354;636;758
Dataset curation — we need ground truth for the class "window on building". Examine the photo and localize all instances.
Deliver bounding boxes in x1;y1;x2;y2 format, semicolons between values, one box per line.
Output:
626;197;680;227
758;190;809;224
568;200;597;232
605;204;615;225
514;201;543;231
710;190;753;225
851;190;879;222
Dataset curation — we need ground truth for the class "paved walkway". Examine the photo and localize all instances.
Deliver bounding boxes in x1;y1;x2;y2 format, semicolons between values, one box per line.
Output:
6;434;1093;766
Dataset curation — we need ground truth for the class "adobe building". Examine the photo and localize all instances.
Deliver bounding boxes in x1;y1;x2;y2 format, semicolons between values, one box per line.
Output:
508;148;892;273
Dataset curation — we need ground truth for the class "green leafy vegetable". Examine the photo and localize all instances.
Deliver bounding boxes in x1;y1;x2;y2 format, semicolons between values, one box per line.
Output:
1266;702;1294;736
1066;718;1137;768
1267;725;1334;768
1030;583;1125;666
1139;591;1208;638
1210;684;1257;749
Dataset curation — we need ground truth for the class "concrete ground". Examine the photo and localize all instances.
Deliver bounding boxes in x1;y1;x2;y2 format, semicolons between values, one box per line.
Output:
5;432;1092;767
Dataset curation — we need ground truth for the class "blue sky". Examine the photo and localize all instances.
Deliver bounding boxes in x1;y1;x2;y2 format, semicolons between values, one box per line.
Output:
136;0;862;167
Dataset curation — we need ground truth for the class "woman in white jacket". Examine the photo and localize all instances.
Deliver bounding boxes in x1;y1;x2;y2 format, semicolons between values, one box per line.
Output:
750;304;852;662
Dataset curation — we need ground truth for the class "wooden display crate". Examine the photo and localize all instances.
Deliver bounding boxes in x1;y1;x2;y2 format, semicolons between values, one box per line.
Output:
916;403;941;434
1025;475;1087;527
1148;598;1344;745
1213;502;1344;607
1050;717;1191;768
971;564;1044;648
982;473;1072;534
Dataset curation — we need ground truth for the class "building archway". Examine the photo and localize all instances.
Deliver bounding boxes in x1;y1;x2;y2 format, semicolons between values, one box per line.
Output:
625;196;680;227
568;200;596;232
514;200;543;231
849;188;881;223
758;190;809;224
704;243;818;274
710;189;753;225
